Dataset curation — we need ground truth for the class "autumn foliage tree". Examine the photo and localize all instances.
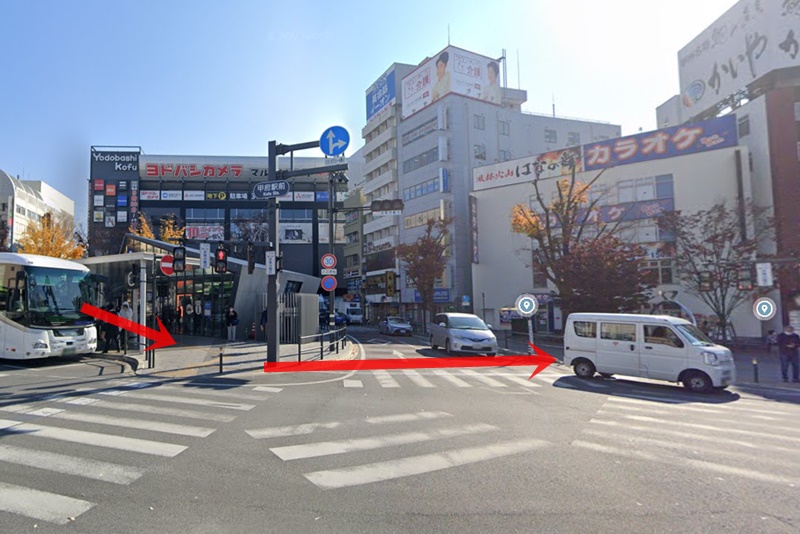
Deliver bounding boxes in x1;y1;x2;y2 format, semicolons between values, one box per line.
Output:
18;212;85;259
657;200;775;342
128;211;155;239
158;214;185;244
510;162;654;317
396;217;452;332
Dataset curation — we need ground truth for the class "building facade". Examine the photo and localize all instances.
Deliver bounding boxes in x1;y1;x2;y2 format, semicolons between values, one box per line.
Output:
471;115;765;337
0;169;75;251
657;0;800;328
391;45;622;322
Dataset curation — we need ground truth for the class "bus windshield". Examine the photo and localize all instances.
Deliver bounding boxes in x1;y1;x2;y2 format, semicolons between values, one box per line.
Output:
24;267;95;327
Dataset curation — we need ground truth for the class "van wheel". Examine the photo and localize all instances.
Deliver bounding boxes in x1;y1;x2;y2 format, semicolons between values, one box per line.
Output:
430;336;438;350
683;371;712;393
573;360;596;379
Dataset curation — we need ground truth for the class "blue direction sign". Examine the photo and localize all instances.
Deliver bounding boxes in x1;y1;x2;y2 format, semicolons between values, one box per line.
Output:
253;180;290;199
320;126;350;157
321;275;338;292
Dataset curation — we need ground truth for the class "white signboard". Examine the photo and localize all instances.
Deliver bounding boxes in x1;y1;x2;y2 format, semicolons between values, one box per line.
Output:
161;190;182;201
200;243;211;269
183;191;205;201
678;0;800;114
266;251;276;275
756;262;773;287
140;190;159;200
321;268;337;275
293;191;315;202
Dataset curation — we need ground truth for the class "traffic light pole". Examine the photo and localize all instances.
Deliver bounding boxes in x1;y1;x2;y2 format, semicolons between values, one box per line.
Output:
266;141;279;363
328;174;335;332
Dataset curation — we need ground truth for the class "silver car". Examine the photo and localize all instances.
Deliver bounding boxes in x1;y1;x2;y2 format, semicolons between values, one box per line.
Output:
429;312;498;356
379;316;412;336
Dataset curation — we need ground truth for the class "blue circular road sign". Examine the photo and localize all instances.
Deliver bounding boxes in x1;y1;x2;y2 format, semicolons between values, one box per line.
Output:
321;275;338;292
320;126;350;157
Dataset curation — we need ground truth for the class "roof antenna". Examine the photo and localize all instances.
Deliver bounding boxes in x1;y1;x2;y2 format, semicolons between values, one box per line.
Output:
447;24;450;45
517;49;521;90
552;95;556;118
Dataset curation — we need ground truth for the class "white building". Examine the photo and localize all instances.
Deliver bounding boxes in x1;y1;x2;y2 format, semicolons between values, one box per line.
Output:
0;169;76;251
471;115;766;338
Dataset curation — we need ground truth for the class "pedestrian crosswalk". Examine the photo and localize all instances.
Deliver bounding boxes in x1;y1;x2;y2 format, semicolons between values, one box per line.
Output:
571;393;800;487
0;379;279;526
247;410;551;490
340;367;568;390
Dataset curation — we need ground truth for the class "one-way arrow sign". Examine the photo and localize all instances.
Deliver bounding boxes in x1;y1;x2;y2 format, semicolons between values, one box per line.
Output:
320;126;350;157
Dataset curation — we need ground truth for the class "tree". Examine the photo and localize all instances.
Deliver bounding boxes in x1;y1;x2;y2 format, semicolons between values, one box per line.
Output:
0;219;9;252
510;163;653;316
396;217;451;332
128;211;155;239
17;212;85;259
554;234;655;315
158;213;185;244
232;209;270;258
657;200;775;342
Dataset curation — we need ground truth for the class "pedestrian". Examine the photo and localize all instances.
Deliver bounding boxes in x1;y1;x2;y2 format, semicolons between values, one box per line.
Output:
119;301;135;350
776;324;800;383
260;308;268;340
102;304;120;353
766;329;778;354
227;306;239;342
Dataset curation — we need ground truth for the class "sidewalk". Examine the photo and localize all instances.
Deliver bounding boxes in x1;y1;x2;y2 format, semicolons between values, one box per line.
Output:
95;332;359;380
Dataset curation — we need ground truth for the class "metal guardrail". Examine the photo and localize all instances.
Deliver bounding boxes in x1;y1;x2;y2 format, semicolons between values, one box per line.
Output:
297;326;348;362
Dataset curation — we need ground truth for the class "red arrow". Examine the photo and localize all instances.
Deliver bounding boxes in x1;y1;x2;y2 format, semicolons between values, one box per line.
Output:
80;303;176;351
264;342;557;379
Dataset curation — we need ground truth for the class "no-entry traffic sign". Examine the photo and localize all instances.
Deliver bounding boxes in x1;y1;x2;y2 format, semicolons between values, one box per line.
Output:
160;254;174;276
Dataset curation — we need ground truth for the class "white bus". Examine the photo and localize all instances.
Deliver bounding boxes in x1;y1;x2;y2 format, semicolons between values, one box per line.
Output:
0;253;100;359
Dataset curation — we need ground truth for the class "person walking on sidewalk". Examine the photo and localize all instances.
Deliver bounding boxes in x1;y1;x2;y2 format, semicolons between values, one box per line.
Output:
227;306;239;342
776;324;800;383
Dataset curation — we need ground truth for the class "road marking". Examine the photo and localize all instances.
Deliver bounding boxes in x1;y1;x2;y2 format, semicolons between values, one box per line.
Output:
606;395;794;416
343;380;363;388
271;423;498;461
571;440;800;486
0;482;95;525
493;374;542;388
0;444;143;484
432;369;472;387
103;391;256;411
26;407;65;417
0;419;187;457
368;339;389;344
155;386;270;402
304;438;550;489
55;399;237;422
246;411;453;440
458;369;507;387
373;370;400;388
254;386;283;393
402;369;435;387
51;412;216;437
527;372;559;385
587;419;799;454
0;373;7;377
392;350;406;359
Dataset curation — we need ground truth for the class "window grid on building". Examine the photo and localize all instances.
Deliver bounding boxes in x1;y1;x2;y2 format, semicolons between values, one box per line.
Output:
544;129;558;143
403;176;441;202
473;144;487;161
473;114;485;130
498;121;510;136
402;147;439;173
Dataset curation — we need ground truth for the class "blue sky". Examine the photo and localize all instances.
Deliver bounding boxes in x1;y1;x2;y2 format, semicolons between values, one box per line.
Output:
0;0;737;224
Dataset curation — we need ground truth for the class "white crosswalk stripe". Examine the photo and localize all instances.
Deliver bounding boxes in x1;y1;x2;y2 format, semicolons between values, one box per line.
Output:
337;367;567;389
372;370;400;388
571;395;800;487
432;369;472;387
0;377;278;525
458;369;507;387
402;369;435;387
250;410;551;490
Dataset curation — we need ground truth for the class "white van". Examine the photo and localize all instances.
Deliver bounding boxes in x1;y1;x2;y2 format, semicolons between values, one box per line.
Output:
563;313;735;393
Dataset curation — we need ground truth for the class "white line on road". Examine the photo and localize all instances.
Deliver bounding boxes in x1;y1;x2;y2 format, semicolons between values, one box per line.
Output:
373;370;400;388
392;350;406;359
491;374;542;388
0;482;95;525
271;423;498;461
55;399;237;422
0;419;187;457
0;444;143;485
402;369;435;387
458;369;507;387
606;395;798;417
101;391;256;411
432;369;472;387
246;411;453;440
343;380;363;388
50;411;216;437
0;373;7;377
154;385;270;402
254;386;283;393
303;438;550;489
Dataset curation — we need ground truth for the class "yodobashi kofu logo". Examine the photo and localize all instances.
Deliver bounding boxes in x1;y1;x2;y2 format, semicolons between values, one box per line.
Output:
682;80;705;107
92;152;138;172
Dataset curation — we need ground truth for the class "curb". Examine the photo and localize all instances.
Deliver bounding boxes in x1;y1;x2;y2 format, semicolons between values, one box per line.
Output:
84;352;140;372
733;382;800;394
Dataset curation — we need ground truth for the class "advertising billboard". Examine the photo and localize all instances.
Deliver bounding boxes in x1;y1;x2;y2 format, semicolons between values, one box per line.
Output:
582;115;737;171
678;0;800;114
140;155;270;180
401;46;502;119
473;147;582;192
366;67;397;122
185;225;224;240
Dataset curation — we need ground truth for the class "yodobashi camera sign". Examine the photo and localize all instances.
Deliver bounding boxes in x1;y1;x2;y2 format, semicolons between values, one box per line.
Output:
90;150;140;178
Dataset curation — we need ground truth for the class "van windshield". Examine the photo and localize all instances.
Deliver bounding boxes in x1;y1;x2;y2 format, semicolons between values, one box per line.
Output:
676;324;715;346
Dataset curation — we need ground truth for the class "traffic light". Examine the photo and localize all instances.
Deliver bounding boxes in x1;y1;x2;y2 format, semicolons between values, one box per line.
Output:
173;246;186;272
370;199;404;215
737;268;753;291
699;271;713;292
214;247;228;274
247;243;255;275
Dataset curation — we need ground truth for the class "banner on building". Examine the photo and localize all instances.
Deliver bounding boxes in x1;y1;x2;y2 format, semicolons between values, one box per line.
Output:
473;147;582;191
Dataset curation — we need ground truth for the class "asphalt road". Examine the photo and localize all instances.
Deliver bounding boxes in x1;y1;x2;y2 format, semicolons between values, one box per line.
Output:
1;331;799;533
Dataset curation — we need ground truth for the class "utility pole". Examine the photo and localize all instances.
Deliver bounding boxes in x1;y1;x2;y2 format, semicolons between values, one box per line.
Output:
266;141;279;363
328;173;336;331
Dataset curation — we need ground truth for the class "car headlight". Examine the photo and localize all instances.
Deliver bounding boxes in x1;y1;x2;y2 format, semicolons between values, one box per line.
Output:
703;351;730;366
88;337;97;345
33;342;48;349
